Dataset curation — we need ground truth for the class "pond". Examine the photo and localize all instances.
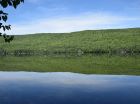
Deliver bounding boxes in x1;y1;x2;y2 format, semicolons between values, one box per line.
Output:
0;54;140;75
0;72;140;104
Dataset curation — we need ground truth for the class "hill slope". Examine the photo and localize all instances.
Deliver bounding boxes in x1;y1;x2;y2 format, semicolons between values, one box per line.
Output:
0;28;140;53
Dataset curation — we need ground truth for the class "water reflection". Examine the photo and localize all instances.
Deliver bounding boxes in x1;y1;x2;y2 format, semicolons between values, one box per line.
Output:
0;55;140;75
0;72;140;104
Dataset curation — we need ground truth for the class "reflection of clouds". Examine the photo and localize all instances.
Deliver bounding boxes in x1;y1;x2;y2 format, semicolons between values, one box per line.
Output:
0;72;140;104
0;72;140;88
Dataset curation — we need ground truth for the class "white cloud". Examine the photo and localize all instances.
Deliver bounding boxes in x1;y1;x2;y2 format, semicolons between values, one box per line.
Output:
6;12;140;35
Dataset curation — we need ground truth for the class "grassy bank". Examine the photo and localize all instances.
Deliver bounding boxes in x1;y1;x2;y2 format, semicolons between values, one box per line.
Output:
0;28;140;54
0;55;140;75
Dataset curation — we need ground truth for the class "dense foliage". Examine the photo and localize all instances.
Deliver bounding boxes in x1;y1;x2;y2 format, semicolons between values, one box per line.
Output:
0;0;24;43
0;28;139;53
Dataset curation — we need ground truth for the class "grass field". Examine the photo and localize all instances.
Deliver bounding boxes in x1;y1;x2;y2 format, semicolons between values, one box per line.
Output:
0;55;140;75
0;28;140;53
0;28;140;75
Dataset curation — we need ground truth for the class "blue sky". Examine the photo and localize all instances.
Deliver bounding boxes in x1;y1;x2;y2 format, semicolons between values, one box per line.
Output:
2;0;140;34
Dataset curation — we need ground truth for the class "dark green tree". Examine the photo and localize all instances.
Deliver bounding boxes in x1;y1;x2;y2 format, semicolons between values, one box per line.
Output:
0;0;24;43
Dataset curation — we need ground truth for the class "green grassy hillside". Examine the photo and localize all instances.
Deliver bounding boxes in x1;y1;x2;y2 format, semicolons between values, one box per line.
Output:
0;28;140;53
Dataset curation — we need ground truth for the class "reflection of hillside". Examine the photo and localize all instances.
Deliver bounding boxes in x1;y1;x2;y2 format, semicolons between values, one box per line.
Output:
0;55;139;75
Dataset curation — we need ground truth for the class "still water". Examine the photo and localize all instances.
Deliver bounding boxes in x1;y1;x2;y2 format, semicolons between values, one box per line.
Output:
0;72;140;104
